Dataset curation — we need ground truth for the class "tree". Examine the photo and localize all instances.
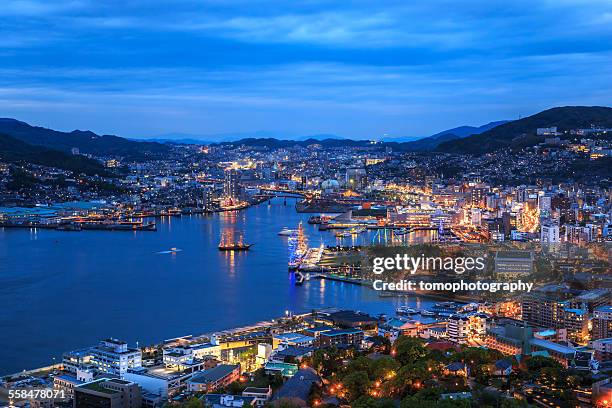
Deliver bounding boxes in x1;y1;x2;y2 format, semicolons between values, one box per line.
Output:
500;399;527;408
393;336;428;366
368;335;392;354
343;371;371;402
346;356;375;378
372;356;400;381
352;396;397;408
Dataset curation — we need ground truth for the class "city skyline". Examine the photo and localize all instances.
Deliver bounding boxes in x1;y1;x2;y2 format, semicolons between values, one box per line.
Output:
2;0;612;139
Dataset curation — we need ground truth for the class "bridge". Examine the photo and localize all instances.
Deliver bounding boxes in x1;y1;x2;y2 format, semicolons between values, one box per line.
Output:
257;187;311;199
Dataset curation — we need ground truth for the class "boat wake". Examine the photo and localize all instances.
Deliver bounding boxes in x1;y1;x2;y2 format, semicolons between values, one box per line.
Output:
156;248;183;254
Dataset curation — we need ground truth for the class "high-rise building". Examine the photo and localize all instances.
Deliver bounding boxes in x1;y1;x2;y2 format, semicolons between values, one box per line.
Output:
90;339;142;377
470;208;482;226
223;169;242;202
201;185;214;211
540;221;560;244
538;195;552;212
470;186;488;208
593;306;612;341
521;293;588;342
447;313;488;343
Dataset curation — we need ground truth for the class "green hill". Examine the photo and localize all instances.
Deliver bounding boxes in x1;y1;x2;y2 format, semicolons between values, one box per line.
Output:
437;106;612;154
0;118;171;159
0;133;112;176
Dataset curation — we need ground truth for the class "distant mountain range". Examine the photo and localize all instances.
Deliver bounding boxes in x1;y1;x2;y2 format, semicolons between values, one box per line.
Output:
215;137;366;149
149;131;349;144
438;106;612;154
152;123;505;146
0;106;609;175
214;121;510;151
382;121;509;144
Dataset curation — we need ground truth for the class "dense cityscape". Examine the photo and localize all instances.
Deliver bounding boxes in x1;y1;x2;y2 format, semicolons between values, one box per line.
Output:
2;0;612;406
0;106;611;408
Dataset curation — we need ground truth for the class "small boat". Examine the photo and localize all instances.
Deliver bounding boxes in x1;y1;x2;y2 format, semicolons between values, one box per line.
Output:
335;231;351;238
218;242;252;251
278;227;297;236
420;310;436;317
157;247;183;254
396;306;418;315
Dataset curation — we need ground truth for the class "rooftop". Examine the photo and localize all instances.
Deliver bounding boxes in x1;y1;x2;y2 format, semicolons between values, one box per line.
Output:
320;328;363;337
595;305;612;313
264;362;298;377
272;368;320;402
189;365;240;384
242;387;270;394
79;380;119;395
530;338;576;356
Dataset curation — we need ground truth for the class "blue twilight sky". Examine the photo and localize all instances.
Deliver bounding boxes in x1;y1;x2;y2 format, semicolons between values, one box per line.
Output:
1;0;611;140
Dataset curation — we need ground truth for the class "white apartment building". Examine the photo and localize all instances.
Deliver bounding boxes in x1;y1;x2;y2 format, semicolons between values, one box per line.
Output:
90;338;142;377
540;222;560;244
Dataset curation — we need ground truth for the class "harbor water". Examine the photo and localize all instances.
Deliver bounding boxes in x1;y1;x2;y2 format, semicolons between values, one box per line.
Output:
0;198;437;374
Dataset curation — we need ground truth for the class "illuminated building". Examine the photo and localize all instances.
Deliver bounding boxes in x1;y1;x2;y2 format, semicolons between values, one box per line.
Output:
521;293;588;342
447;315;469;343
486;321;580;368
447;312;488;343
187;364;241;393
592;338;612;362
201;186;214;211
593;306;612;340
540;221;560;243
318;328;364;348
345;167;367;190
62;348;93;374
90;338;142;377
470;186;488;208
223;169;242;202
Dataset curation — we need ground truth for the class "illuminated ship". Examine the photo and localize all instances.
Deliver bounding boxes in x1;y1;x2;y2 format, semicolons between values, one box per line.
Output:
218;231;252;251
288;222;308;269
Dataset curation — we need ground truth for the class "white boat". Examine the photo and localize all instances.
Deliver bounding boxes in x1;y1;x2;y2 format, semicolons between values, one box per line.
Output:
420;310;436;317
278;227;297;236
396;306;418;315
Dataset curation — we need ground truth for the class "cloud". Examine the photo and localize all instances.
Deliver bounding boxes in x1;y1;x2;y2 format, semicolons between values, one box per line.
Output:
0;0;611;137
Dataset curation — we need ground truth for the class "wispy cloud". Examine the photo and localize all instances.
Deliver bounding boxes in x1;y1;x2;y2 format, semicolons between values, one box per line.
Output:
0;0;611;137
